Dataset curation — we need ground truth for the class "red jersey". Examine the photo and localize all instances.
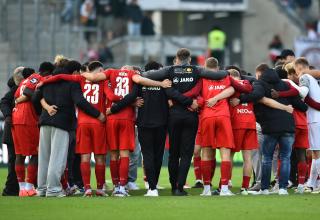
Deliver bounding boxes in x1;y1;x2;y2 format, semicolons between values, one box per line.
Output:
103;68;137;121
12;74;42;125
293;110;308;129
229;80;256;129
43;74;106;124
200;76;231;120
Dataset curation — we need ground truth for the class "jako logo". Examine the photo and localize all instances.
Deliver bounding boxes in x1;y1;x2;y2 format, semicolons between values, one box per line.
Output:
208;85;226;90
173;77;179;84
237;109;252;114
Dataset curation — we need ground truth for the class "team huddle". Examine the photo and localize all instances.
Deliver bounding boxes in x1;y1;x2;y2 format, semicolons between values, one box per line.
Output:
2;47;320;197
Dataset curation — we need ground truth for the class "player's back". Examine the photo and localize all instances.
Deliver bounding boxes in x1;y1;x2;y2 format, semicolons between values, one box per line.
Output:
105;68;136;121
78;77;106;124
201;76;231;119
12;78;38;125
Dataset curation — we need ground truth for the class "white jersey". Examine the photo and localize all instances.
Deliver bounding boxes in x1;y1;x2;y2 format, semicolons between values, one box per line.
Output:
299;74;320;123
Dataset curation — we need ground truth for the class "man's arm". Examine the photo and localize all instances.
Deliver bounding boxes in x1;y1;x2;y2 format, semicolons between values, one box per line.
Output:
305;69;320;79
239;81;265;103
272;81;299;98
164;87;193;107
198;68;228;80
207;86;235;107
42;74;82;85
104;85;122;102
259;97;293;113
298;75;310;99
289;96;308;112
132;74;172;88
304;95;320;110
109;83;140;114
40;98;58;116
230;78;252;93
81;71;108;82
183;79;202;98
70;83;103;119
141;66;171;80
0;88;16;118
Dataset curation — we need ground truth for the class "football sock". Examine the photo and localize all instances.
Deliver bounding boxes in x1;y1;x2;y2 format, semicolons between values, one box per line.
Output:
26;164;37;186
193;156;202;180
15;164;25;190
201;160;212;185
95;163;106;190
297;161;307;185
110;160;119;186
242;176;251;189
309;159;317;187
220;161;231;186
80;162;91;190
119;157;129;186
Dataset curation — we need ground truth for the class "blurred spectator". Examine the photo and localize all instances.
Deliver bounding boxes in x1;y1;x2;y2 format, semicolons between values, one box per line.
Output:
111;0;127;37
80;0;97;43
96;0;114;41
207;26;226;67
306;22;317;39
268;35;283;65
126;0;143;36
141;12;155;36
87;46;99;62
61;0;74;23
98;43;114;64
295;0;312;22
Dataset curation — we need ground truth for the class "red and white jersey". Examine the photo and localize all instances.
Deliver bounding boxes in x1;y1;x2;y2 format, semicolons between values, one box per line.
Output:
76;75;106;124
12;73;42;125
229;80;256;130
293;110;308;130
103;68;137;121
200;76;231;120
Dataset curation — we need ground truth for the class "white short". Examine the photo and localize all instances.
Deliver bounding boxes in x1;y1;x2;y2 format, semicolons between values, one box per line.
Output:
308;123;320;150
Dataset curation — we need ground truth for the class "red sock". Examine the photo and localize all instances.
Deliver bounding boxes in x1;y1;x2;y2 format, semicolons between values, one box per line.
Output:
242;176;251;189
194;156;202;180
60;169;68;190
277;160;281;178
210;159;216;182
15;164;25;183
220;161;231;186
297;161;307;185
307;155;312;178
80;162;91;190
119;157;129;186
26;164;38;185
201;160;212;185
110;160;119;186
95;163;106;189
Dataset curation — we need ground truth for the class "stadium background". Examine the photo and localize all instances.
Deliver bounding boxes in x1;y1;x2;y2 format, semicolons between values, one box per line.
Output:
0;0;320;166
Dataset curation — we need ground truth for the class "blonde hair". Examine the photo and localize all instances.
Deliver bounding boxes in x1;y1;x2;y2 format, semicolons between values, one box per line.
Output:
13;66;25;86
54;54;68;66
283;62;295;75
228;69;240;79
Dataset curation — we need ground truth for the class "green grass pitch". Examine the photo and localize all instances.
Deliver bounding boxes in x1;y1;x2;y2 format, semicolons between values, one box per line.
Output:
0;167;319;220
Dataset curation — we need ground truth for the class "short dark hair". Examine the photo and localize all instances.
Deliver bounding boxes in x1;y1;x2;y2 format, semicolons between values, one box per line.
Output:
225;65;241;73
205;57;219;69
65;60;81;74
144;61;163;71
39;62;55;76
255;63;269;73
88;61;103;72
176;48;191;62
275;65;287;79
81;62;89;72
132;66;142;72
22;67;35;78
294;57;309;67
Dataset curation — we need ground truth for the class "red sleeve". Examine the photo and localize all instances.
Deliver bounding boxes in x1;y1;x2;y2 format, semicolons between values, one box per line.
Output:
278;82;299;98
230;78;252;93
305;95;320;110
25;75;42;91
43;74;82;85
103;69;112;79
183;79;203;98
104;84;121;102
196;96;204;108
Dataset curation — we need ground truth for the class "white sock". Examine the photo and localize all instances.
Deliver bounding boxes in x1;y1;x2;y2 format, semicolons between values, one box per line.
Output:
221;185;228;192
25;183;34;190
314;158;320;176
309;159;318;188
19;182;25;190
204;185;211;192
119;186;125;192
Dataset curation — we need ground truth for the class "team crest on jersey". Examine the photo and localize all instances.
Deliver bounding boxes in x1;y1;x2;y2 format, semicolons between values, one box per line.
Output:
174;68;183;74
173;77;179;84
184;67;193;73
30;78;39;84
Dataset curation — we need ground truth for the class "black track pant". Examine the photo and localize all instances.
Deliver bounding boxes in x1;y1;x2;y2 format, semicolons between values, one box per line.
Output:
168;113;198;190
138;126;167;190
3;143;19;195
